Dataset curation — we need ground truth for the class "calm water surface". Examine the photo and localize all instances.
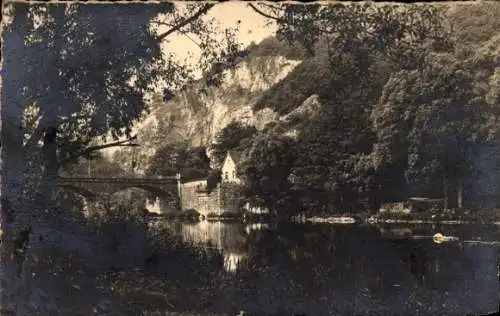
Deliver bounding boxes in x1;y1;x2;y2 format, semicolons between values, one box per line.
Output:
149;220;500;316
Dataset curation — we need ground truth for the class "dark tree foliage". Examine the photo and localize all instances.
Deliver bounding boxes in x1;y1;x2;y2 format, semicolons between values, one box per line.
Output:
372;52;485;208
244;2;500;213
2;1;245;208
209;122;258;168
253;56;334;115
206;169;222;192
239;133;298;213
9;3;173;156
145;144;211;180
291;96;378;212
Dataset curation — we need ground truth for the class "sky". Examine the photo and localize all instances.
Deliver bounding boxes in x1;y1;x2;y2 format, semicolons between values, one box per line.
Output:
157;2;277;76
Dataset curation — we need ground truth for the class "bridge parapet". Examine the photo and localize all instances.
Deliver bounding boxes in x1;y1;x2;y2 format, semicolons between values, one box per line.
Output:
57;176;181;202
59;176;178;184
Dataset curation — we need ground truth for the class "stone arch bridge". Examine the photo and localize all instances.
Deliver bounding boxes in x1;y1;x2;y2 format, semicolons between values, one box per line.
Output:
57;175;181;202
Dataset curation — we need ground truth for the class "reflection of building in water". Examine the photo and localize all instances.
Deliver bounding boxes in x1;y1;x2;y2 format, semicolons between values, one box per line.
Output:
181;221;248;272
245;223;270;235
223;252;247;273
243;202;269;214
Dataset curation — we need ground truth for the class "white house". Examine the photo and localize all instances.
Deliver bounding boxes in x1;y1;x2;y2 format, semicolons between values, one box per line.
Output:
221;150;243;184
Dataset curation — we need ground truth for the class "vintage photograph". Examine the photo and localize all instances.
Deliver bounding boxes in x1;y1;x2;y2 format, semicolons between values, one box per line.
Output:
1;1;499;315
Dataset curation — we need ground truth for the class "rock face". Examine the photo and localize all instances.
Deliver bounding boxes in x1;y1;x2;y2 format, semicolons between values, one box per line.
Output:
148;55;300;147
106;54;304;173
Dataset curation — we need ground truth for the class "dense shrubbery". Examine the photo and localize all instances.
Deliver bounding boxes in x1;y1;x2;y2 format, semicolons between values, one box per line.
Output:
145;144;212;182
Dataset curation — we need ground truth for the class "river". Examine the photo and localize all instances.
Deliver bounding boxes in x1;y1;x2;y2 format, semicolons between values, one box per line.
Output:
144;220;500;315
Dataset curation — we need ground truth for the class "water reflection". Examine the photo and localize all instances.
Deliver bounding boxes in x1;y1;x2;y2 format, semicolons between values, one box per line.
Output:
148;220;499;315
181;221;249;273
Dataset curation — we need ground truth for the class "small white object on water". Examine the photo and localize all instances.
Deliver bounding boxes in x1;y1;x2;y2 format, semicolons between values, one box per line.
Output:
433;233;459;244
306;216;356;224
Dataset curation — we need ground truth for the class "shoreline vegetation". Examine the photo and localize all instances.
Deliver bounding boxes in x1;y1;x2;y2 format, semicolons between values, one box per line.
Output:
146;208;500;225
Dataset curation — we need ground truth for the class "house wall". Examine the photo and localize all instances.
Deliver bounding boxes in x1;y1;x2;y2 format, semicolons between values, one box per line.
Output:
180;179;218;216
219;183;243;213
179;179;244;215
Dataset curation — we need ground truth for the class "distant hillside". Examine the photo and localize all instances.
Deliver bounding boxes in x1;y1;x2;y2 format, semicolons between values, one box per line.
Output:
246;36;309;60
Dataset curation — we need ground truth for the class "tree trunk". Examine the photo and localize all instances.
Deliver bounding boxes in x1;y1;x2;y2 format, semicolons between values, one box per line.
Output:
1;101;34;314
1;122;27;314
443;173;449;211
457;176;463;209
1;106;61;315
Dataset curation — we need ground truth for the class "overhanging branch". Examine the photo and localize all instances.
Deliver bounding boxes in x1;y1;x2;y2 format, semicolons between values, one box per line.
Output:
59;137;139;167
152;20;201;46
157;3;215;41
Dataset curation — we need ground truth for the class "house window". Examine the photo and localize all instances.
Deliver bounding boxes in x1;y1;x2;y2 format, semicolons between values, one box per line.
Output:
225;172;229;180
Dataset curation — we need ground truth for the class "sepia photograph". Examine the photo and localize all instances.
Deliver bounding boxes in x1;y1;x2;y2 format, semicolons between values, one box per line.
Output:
1;1;500;315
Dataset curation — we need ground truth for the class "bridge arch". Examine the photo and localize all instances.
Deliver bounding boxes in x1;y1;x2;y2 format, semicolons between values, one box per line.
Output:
57;185;99;199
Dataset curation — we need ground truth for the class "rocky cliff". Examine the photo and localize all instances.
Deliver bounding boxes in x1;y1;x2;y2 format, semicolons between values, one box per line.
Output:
150;55;301;146
108;51;308;174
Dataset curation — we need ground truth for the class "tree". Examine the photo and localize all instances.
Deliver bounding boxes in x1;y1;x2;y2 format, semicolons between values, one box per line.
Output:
291;96;378;213
209;122;257;168
372;52;486;210
145;144;210;179
60;154;129;178
184;146;211;170
239;133;297;213
1;2;244;314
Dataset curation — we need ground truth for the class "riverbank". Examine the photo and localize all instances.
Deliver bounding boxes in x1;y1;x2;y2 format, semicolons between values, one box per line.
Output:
146;210;274;222
292;208;500;225
147;208;500;226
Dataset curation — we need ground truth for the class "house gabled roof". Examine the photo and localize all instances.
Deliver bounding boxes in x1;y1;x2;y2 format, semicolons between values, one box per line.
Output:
226;150;243;165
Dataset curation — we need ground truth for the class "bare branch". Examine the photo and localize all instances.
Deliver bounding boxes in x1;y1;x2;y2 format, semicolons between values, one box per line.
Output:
178;30;201;47
59;114;93;121
59;137;139;166
151;20;201;46
248;3;283;22
157;3;215;41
